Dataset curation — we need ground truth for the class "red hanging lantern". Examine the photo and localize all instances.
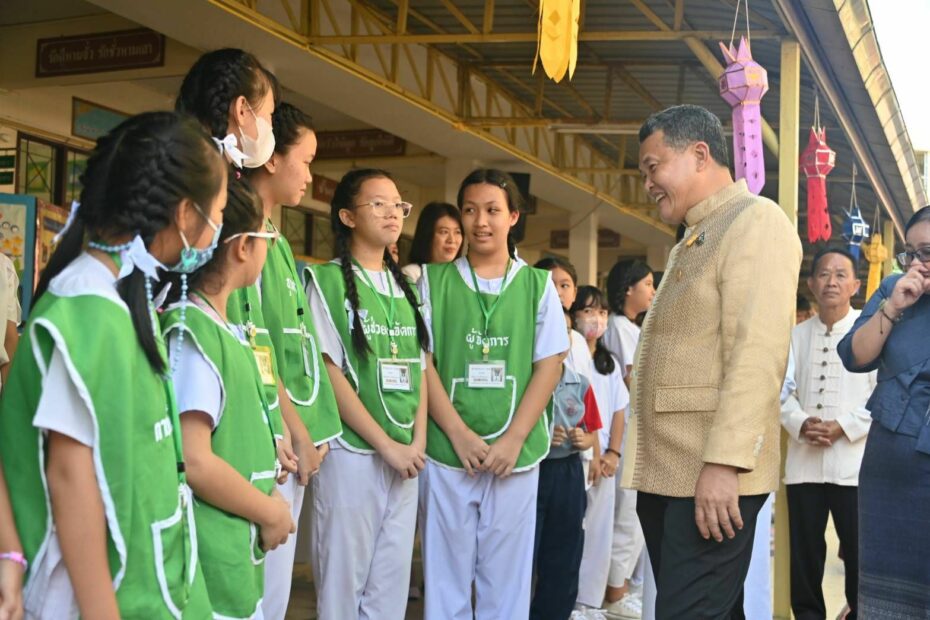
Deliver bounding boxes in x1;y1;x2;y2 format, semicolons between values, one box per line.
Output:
799;95;835;243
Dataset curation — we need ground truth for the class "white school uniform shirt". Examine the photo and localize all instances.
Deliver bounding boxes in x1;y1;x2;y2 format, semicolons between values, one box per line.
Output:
603;314;639;378
566;329;593;379
168;297;250;429
589;353;630;453
780;309;876;486
416;256;570;362
28;252;127;620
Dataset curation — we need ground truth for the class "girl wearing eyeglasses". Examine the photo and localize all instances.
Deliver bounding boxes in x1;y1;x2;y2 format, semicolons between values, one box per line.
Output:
162;176;293;619
304;168;429;619
417;169;568;620
240;102;344;617
839;206;930;618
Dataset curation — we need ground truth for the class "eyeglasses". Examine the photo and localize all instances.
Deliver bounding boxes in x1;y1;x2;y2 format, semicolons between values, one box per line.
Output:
356;200;413;218
224;230;280;247
193;202;220;232
896;247;930;270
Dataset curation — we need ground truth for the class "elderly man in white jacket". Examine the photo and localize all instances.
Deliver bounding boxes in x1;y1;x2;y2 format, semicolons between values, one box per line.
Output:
781;247;876;620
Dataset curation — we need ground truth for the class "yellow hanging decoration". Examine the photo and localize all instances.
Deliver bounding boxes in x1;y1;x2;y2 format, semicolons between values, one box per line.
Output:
533;0;580;83
863;230;888;300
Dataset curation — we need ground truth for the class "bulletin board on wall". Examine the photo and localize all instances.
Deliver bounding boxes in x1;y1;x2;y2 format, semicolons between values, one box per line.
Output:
0;193;37;320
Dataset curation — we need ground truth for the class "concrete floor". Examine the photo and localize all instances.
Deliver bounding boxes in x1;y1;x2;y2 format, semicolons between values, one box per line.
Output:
285;516;849;620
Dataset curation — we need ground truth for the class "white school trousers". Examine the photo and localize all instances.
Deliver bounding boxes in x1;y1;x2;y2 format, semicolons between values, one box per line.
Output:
261;474;304;619
310;444;418;620
743;493;773;619
608;478;645;586
419;461;539;620
577;476;617;608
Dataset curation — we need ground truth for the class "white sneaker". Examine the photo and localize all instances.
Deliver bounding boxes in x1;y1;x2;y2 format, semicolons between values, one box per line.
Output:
571;607;608;620
604;593;642;619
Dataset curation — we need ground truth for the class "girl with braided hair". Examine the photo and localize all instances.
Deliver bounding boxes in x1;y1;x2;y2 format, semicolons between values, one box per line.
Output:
176;47;278;170
241;101;343;617
177;51;309;575
0;111;225;618
417;168;568;620
164;175;296;619
304;169;428;619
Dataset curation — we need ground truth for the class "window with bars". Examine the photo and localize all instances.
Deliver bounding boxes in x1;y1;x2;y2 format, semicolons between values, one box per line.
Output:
15;133;89;206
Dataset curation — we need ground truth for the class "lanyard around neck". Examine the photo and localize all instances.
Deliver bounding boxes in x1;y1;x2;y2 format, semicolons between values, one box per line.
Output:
467;258;512;339
352;259;397;330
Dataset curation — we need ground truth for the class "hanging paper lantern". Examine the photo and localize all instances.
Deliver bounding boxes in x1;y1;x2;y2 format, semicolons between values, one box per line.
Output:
534;0;580;83
843;204;869;262
800;127;836;243
718;36;769;195
863;231;888;299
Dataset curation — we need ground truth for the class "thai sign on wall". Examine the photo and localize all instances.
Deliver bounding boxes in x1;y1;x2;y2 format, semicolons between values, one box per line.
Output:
36;28;165;78
316;130;406;159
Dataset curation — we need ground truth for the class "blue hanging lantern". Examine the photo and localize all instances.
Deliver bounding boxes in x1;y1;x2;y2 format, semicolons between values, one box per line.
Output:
842;163;869;261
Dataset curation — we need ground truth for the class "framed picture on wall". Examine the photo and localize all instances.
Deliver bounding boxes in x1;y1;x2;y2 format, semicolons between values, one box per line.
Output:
72;97;130;142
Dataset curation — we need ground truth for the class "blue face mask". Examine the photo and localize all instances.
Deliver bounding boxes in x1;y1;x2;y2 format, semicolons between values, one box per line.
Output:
168;203;223;274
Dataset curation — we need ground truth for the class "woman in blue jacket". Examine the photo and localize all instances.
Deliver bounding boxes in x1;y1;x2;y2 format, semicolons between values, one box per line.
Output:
838;206;930;619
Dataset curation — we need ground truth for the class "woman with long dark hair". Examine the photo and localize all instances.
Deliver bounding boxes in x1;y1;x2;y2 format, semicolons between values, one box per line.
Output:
402;201;463;282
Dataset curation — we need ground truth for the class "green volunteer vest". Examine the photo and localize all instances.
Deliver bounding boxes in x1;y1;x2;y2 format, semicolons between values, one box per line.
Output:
226;283;283;438
0;290;211;619
307;262;423;451
258;225;342;444
424;261;550;470
162;303;278;619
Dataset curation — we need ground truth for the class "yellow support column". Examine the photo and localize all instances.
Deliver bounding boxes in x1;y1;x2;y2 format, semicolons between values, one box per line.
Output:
775;37;801;620
883;219;896;277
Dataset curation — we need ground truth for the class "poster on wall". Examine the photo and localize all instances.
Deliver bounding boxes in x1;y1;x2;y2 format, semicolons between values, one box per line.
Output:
72;98;130;141
0;194;37;320
37;200;70;270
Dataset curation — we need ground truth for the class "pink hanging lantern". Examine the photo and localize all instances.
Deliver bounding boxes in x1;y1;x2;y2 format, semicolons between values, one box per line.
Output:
799;125;836;243
718;36;769;195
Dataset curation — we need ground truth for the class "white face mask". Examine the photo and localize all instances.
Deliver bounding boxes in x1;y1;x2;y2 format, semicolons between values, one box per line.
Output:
576;314;607;341
238;103;275;168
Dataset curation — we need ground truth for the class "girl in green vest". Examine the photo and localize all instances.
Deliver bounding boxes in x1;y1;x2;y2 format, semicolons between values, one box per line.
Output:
417;168;569;620
0;111;223;619
243;102;343;616
175;49;297;467
164;176;296;619
176;59;308;610
304;169;429;619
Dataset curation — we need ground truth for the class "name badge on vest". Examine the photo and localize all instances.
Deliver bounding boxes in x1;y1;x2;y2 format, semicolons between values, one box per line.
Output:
467;360;507;389
252;345;276;386
380;360;412;392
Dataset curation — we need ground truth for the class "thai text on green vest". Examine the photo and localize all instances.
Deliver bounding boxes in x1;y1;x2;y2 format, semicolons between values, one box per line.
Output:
424;261;550;470
307;262;423;451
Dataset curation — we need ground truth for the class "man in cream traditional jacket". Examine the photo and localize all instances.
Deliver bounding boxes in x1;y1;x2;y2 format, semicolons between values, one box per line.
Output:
782;247;875;620
621;105;802;619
